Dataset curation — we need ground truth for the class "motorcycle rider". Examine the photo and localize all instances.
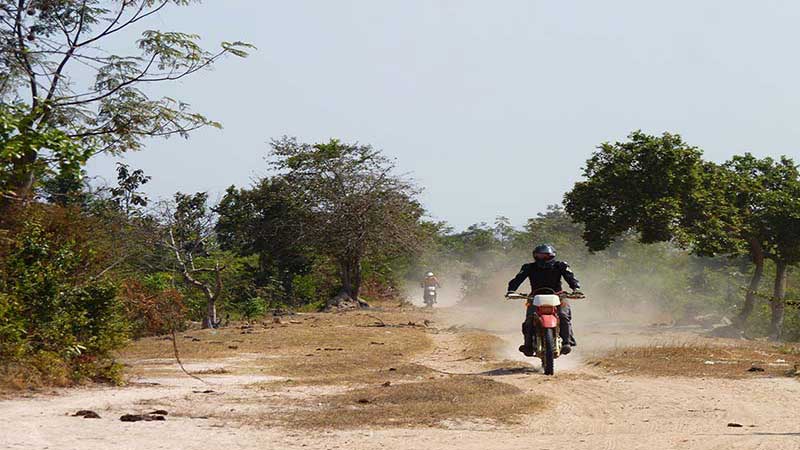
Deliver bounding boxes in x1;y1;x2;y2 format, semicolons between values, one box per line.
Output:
506;244;582;356
421;272;441;289
421;271;441;305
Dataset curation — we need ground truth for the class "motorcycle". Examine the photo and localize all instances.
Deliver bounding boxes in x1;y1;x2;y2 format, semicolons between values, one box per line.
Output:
423;285;437;308
506;288;586;375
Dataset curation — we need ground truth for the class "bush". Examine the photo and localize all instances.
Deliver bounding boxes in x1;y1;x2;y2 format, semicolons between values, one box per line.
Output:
120;278;186;337
0;209;129;387
241;296;268;319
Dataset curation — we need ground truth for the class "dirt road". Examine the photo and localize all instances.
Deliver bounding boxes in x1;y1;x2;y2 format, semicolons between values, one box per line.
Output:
2;304;799;450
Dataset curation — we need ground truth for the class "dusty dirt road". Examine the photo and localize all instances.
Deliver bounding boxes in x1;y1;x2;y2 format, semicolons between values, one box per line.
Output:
2;303;799;450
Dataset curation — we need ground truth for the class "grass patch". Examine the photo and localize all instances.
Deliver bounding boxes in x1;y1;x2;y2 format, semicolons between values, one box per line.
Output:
457;331;505;361
590;341;800;379
118;309;433;383
279;376;546;428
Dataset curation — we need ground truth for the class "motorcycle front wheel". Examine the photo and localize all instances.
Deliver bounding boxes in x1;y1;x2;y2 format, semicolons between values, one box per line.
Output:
542;328;555;375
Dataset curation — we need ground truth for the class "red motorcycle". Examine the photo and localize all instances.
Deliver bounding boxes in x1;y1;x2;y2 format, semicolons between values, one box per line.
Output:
506;288;585;375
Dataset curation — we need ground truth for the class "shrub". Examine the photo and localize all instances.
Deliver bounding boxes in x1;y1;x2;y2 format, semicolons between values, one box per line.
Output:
0;209;129;387
120;278;186;337
241;296;268;319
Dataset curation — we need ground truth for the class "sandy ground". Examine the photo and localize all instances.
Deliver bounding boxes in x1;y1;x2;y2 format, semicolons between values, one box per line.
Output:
2;304;800;450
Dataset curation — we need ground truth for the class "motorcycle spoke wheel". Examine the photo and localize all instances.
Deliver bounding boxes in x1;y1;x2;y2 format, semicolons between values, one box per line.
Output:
542;328;555;375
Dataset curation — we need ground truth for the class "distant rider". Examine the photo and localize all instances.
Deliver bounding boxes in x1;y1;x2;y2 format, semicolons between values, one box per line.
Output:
506;244;582;356
421;272;441;289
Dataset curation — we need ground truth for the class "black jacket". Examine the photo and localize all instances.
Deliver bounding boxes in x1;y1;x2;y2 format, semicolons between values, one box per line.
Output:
507;261;580;293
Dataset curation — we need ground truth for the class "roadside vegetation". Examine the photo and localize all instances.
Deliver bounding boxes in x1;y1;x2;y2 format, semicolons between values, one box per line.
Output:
2;2;800;392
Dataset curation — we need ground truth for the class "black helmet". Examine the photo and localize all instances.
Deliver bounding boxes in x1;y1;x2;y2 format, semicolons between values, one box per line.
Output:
533;244;556;262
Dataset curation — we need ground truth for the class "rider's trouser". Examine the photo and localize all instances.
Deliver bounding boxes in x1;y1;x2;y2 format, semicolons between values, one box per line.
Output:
522;302;576;348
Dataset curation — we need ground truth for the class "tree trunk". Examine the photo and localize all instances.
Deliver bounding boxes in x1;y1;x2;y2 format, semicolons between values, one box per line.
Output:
733;242;765;328
339;257;362;301
202;296;217;329
769;260;788;340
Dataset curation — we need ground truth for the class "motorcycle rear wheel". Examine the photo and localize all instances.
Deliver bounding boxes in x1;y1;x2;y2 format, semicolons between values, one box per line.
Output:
542;328;555;375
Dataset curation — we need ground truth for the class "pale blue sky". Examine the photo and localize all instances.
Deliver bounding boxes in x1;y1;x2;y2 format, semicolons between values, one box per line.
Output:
86;0;800;229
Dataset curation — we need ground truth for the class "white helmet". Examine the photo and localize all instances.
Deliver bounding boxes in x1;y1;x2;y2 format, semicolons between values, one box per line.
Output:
426;272;434;277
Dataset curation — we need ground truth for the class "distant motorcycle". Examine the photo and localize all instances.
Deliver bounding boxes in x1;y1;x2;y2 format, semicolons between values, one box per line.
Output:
423;285;437;308
506;288;586;375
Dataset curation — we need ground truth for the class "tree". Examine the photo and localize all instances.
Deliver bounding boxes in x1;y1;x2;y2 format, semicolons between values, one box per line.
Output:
721;155;800;338
521;205;589;263
564;130;705;251
160;192;225;328
0;1;251;209
1;103;88;212
565;131;800;338
269;137;426;304
215;178;311;298
689;154;800;337
110;162;150;215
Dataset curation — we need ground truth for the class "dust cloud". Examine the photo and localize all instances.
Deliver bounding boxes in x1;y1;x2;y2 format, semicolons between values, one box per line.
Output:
416;258;680;372
402;269;465;308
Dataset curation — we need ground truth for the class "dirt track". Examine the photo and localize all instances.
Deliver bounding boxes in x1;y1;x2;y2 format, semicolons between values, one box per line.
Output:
2;305;799;450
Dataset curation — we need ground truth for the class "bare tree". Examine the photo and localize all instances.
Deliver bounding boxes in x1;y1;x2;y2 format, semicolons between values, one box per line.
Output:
159;192;225;328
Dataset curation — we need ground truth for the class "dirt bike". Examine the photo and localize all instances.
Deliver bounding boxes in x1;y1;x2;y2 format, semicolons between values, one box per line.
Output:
423;285;437;308
506;288;586;375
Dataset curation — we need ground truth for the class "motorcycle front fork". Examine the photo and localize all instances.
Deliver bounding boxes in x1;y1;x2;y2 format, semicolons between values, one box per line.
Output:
535;331;562;357
526;322;562;357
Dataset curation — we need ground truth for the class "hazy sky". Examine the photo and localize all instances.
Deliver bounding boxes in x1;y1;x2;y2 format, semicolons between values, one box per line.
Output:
85;1;800;230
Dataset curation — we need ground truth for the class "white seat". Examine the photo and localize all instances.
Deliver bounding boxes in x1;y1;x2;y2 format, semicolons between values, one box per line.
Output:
532;294;560;307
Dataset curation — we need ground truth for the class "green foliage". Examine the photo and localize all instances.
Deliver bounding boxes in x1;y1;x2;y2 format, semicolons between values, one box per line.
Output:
564;131;800;338
215;179;311;294
723;154;800;265
217;137;429;302
0;103;91;200
110;162;151;214
240;297;268;319
0;210;128;385
565;130;704;251
0;0;250;205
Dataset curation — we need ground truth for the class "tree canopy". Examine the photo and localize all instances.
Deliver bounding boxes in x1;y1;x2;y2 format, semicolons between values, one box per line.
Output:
0;0;251;207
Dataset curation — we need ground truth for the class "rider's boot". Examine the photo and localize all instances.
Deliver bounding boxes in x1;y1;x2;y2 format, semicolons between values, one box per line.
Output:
519;321;535;356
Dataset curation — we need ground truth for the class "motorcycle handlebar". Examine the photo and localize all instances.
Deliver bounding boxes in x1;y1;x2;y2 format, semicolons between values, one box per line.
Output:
505;291;586;300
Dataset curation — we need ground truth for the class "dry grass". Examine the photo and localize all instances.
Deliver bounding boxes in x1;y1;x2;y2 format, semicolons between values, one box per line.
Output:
119;309;434;384
590;340;800;379
269;375;546;429
457;331;505;361
119;306;549;429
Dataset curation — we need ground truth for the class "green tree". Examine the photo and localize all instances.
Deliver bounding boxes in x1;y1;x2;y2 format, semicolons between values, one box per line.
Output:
521;205;589;264
109;162;151;216
564;130;704;251
0;0;251;210
1;103;89;211
215;178;311;299
269;137;426;304
721;155;800;338
565;131;800;338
